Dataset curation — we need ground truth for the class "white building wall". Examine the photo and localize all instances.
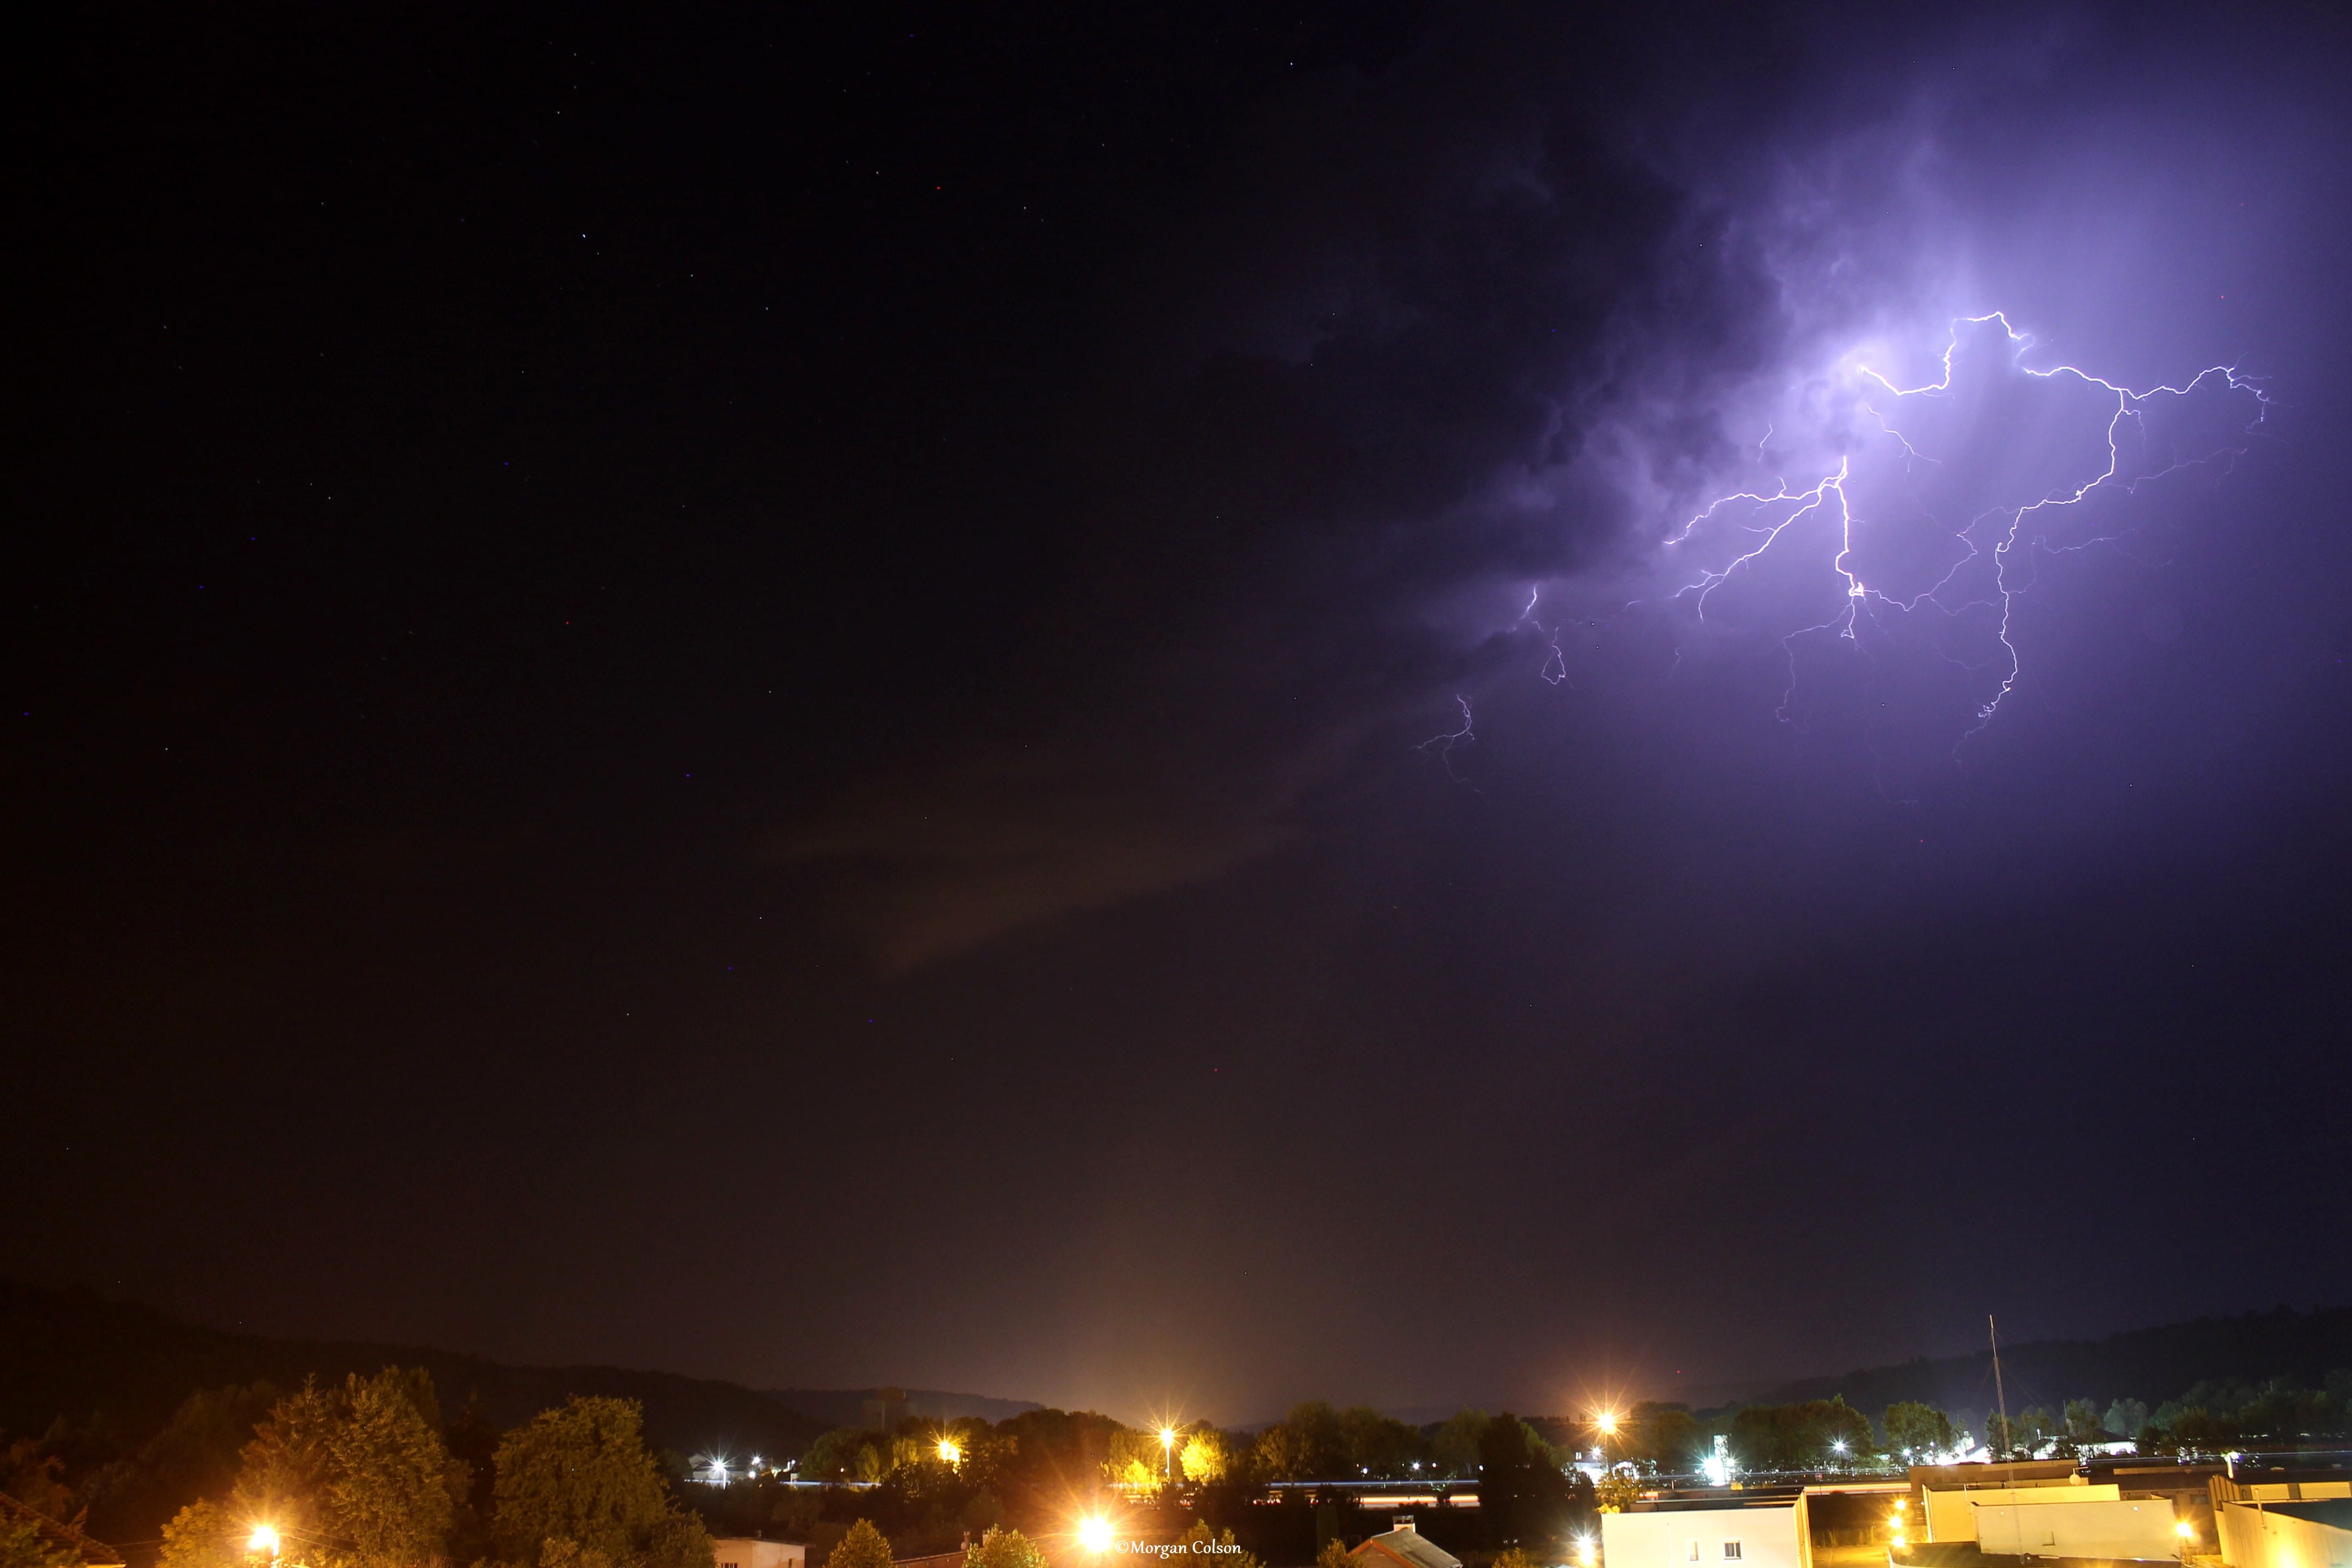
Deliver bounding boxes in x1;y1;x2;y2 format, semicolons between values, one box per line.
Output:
712;1540;808;1568
1602;1506;1804;1568
1925;1485;2120;1543
1970;1498;2179;1560
2217;1504;2352;1568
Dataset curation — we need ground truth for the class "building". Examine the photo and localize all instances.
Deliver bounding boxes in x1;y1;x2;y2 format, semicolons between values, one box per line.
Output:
1966;1496;2181;1560
711;1539;807;1568
2214;1499;2352;1568
1921;1484;2122;1544
1599;1494;1812;1568
1352;1519;1464;1568
0;1495;126;1568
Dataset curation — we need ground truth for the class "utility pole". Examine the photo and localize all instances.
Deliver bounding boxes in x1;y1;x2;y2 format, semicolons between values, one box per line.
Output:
1990;1315;2011;1463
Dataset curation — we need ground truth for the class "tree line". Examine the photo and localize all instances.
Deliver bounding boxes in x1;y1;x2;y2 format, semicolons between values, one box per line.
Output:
1;1369;712;1568
1599;1368;2352;1473
701;1403;1591;1562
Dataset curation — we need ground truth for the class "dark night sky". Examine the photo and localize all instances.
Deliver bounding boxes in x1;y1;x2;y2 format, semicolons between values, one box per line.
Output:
8;1;2352;1423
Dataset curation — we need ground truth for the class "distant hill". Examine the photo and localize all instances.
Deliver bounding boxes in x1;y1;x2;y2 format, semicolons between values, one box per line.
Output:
766;1387;1042;1429
1751;1304;2352;1418
0;1279;827;1460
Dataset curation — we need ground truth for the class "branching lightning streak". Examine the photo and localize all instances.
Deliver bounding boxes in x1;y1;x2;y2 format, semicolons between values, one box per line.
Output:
1417;695;1481;789
1637;312;2269;749
1518;587;1571;686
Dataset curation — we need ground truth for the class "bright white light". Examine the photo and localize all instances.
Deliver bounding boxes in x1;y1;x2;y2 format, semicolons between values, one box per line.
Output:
1078;1517;1115;1554
247;1526;279;1556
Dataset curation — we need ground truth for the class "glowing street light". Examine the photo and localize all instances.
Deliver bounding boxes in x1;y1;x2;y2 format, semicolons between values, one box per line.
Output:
1162;1427;1177;1484
1576;1535;1597;1568
247;1526;280;1561
1078;1517;1115;1555
1596;1412;1619;1436
938;1439;962;1467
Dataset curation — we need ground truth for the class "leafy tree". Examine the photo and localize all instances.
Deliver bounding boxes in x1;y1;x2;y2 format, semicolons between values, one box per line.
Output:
1104;1429;1170;1493
1179;1433;1227;1487
2103;1401;2149;1443
957;1494;1006;1538
152;1369;460;1568
1478;1413;1571;1543
85;1385;286;1550
2061;1402;2104;1450
1429;1412;1488;1479
1253;1405;1345;1482
157;1500;245;1568
1314;1540;1351;1568
323;1371;459;1565
1623;1405;1701;1471
965;1528;1045;1568
829;1520;893;1568
801;1433;884;1486
493;1396;673;1566
1882;1404;1954;1461
1175;1523;1259;1568
1725;1401;1871;1471
1493;1549;1537;1568
1337;1409;1420;1479
0;1509;80;1568
1594;1473;1642;1513
1;1441;78;1526
640;1514;715;1568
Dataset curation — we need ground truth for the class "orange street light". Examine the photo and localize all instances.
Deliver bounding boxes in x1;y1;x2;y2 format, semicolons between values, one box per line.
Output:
248;1526;280;1561
1079;1517;1115;1555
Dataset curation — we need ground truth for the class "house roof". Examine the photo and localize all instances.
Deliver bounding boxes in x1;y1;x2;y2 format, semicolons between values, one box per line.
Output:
0;1493;127;1568
2258;1500;2352;1532
1351;1529;1463;1568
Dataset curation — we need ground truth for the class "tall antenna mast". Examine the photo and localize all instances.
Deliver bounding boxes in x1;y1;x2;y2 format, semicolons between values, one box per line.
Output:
1990;1314;2011;1462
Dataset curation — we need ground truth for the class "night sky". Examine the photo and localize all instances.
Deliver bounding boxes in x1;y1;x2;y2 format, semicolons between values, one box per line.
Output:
10;1;2352;1423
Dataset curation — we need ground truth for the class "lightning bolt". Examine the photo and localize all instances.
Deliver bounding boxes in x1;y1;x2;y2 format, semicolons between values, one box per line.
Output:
1627;311;2271;753
1417;695;1481;789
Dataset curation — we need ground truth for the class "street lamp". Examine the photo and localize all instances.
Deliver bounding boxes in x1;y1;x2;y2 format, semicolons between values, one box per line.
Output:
247;1526;280;1563
1161;1428;1176;1485
1079;1517;1115;1555
939;1439;962;1467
